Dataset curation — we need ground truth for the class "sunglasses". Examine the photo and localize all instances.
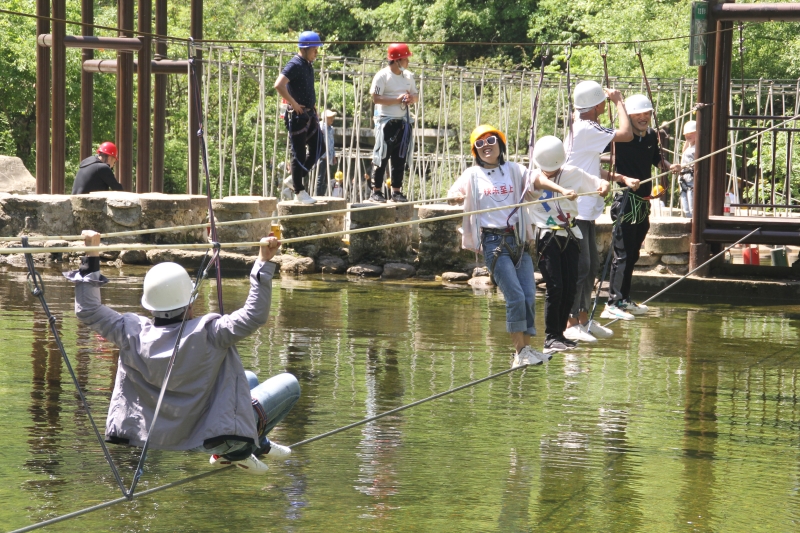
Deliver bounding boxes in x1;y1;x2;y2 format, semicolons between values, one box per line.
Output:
474;136;498;149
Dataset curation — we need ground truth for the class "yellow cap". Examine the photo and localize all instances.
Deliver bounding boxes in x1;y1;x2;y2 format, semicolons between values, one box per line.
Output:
651;184;664;196
334;171;343;181
469;125;507;157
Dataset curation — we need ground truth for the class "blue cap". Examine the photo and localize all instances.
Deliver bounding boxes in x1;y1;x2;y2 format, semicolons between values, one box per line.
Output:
298;31;323;49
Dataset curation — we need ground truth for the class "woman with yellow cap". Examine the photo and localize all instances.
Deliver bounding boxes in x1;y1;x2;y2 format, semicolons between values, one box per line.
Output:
448;125;577;368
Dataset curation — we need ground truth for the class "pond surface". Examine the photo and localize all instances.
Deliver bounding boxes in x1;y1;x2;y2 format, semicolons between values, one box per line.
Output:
1;264;799;533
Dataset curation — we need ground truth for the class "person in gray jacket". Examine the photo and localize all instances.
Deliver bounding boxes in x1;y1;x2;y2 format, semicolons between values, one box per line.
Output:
65;230;299;475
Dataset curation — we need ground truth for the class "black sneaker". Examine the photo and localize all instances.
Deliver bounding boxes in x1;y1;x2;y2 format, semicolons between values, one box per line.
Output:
390;191;409;203
369;191;387;203
558;336;578;349
543;337;569;354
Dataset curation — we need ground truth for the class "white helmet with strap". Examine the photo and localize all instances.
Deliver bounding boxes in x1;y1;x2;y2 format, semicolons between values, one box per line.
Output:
625;94;654;115
532;136;566;172
573;81;606;110
141;262;194;317
683;120;697;134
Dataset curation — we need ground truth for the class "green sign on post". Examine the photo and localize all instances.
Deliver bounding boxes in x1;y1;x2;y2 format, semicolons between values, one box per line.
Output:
690;1;708;66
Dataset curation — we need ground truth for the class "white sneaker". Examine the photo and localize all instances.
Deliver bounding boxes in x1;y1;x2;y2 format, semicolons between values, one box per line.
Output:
295;190;317;204
263;441;292;459
601;303;635;321
209;453;269;475
624;299;649;315
564;324;597;343
587;321;614;339
512;346;545;368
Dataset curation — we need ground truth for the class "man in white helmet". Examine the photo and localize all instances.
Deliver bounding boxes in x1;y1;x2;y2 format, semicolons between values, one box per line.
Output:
527;136;609;354
564;80;638;342
65;231;298;475
601;94;681;321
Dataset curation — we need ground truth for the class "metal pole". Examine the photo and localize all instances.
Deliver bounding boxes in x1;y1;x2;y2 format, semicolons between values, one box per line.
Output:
80;0;93;161
51;0;66;194
116;0;135;191
35;0;50;193
137;0;152;193
708;19;733;218
690;0;719;274
151;0;167;192
188;0;202;194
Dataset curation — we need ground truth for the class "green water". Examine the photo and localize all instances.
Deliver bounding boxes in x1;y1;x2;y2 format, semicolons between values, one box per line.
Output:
1;264;799;532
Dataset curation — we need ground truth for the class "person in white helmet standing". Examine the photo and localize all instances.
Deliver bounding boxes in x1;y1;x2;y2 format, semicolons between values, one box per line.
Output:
563;80;637;343
527;136;609;354
675;120;697;218
65;230;299;475
602;94;679;321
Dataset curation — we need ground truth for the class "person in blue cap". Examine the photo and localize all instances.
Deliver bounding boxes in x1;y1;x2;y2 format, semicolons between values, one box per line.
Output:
274;31;324;205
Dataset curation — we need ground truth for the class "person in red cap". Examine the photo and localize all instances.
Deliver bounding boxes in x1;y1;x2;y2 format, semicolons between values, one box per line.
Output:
72;142;123;194
368;43;418;203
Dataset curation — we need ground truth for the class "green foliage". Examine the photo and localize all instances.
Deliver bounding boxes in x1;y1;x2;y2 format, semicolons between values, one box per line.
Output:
1;0;799;194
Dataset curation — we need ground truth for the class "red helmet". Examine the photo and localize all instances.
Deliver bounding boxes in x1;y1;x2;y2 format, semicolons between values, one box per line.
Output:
97;141;118;159
387;43;412;61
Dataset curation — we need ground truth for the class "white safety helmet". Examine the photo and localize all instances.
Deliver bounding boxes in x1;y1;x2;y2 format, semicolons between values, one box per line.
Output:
625;94;654;115
683;120;697;135
141;262;194;313
573;80;606;110
532;136;566;172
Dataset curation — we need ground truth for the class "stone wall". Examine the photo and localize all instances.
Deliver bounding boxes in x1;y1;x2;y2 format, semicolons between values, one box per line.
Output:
348;203;414;264
0;156;35;193
278;197;346;258
416;204;475;274
594;216;691;275
212;196;277;253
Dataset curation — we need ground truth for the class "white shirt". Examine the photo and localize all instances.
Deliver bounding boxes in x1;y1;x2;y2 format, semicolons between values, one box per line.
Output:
526;165;602;238
370;67;418;119
448;163;530;229
564;119;615;220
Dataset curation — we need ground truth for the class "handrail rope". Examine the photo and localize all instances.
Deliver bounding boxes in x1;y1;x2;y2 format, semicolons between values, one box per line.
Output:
2;112;797;256
601;227;763;329
8;362;532;533
21;237;129;498
0;7;734;50
0;195;455;243
127;245;221;496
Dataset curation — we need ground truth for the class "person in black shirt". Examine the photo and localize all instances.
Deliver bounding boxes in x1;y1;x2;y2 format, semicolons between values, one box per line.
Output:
274;31;324;205
601;94;678;320
72;142;123;194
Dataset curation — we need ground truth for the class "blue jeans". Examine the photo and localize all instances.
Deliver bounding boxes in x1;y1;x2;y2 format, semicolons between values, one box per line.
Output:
192;372;300;460
482;232;536;335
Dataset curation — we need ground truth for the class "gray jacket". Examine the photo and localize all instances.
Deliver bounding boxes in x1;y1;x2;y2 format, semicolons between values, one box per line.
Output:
65;260;276;451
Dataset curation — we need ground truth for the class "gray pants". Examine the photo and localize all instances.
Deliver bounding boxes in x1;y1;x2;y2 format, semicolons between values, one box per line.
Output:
192;372;300;460
571;219;599;316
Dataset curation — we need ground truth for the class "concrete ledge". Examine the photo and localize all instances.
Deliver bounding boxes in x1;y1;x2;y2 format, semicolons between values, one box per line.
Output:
416;204;474;273
631;271;800;303
212;196;277;252
277;197;346;257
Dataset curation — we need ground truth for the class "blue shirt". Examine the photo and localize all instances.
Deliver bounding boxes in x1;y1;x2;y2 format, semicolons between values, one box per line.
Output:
281;54;316;108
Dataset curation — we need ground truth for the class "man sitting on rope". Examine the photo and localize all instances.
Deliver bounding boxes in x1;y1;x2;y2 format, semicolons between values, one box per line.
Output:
274;31;324;205
602;94;679;321
528;136;609;355
71;142;124;194
65;231;299;475
563;81;638;344
369;43;418;203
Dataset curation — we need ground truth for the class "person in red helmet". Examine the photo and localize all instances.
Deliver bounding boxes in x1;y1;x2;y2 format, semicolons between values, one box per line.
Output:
72;142;123;194
368;43;418;203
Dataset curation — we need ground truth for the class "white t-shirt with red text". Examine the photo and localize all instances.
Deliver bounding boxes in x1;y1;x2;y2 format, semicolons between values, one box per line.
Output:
448;162;530;228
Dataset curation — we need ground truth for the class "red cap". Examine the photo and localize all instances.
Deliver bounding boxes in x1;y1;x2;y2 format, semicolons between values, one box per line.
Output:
97;142;118;159
387;43;412;61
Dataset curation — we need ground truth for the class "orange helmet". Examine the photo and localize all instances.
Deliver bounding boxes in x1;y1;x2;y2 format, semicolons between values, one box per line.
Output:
469;125;507;157
388;43;412;61
97;142;118;159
